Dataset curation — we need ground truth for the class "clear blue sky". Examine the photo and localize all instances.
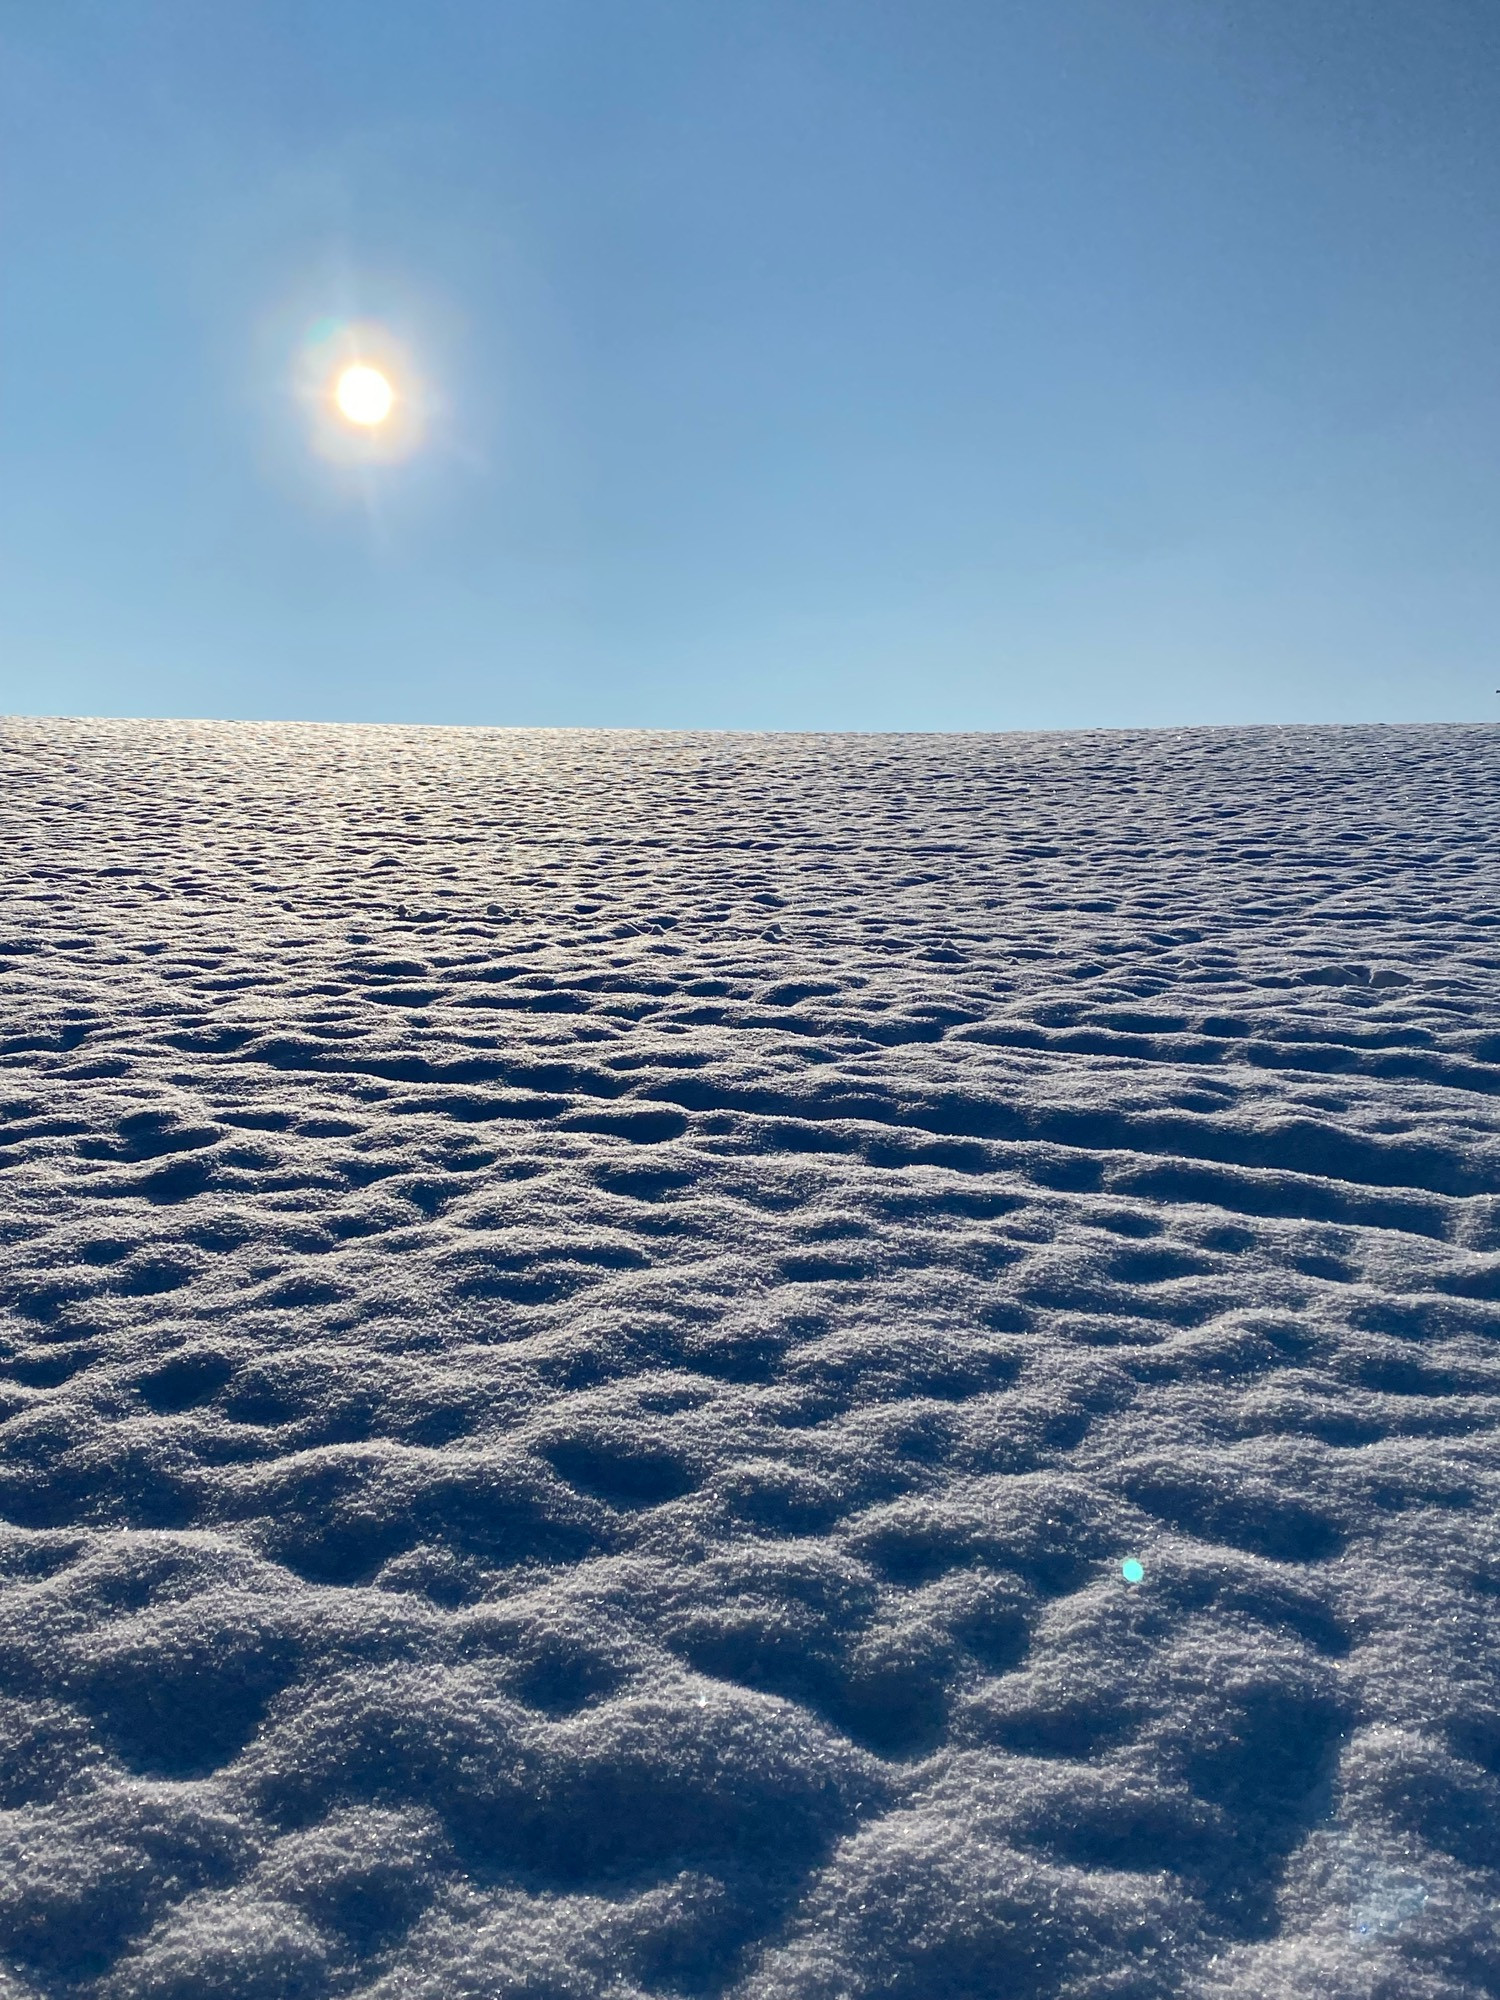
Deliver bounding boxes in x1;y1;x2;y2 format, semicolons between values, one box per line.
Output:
2;1;1497;729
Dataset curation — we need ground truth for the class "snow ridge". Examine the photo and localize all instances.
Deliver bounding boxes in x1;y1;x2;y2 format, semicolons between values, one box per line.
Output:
1;719;1498;1998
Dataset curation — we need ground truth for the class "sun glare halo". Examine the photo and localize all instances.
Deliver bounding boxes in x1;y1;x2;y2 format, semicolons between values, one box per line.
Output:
336;364;394;427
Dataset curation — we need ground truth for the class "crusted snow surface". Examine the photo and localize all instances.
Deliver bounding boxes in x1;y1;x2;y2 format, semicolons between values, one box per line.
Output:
1;717;1499;2000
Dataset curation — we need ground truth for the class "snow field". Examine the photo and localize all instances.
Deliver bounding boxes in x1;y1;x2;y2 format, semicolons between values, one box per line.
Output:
0;719;1498;1997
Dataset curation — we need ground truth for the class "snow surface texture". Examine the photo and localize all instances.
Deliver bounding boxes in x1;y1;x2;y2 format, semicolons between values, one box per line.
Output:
1;718;1499;2000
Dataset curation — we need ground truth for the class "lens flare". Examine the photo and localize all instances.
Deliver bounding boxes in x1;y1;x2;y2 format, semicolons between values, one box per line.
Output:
335;365;394;427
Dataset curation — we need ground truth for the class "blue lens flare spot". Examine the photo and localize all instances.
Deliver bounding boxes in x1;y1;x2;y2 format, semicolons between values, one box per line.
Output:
1121;1558;1145;1584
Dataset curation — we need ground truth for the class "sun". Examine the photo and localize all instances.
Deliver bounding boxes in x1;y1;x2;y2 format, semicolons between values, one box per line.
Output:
295;317;424;464
335;364;394;427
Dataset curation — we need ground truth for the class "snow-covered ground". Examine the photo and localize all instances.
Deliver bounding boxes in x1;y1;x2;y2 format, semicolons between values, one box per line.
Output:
2;718;1498;2000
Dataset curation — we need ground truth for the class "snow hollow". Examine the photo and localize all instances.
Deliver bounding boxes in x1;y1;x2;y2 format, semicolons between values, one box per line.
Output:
1;719;1498;1999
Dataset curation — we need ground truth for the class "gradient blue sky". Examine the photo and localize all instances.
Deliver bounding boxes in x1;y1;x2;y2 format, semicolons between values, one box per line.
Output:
3;1;1498;729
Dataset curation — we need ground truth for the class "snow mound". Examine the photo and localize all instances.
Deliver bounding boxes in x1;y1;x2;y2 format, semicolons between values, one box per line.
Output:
1;718;1498;1997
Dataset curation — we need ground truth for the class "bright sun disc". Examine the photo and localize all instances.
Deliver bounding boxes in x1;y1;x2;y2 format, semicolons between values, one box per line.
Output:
335;364;394;426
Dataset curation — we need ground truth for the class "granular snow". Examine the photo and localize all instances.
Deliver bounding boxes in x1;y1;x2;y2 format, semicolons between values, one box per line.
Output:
0;719;1497;1997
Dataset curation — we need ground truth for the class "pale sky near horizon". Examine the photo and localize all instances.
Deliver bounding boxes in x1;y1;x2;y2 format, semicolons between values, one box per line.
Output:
2;1;1498;732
